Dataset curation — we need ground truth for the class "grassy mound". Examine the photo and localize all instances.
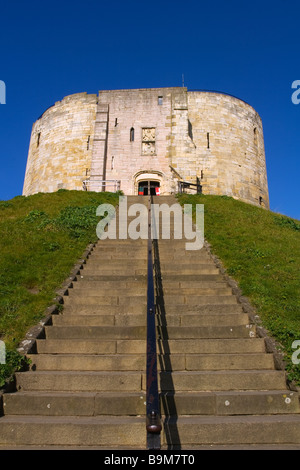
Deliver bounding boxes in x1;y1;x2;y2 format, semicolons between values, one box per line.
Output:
0;189;120;386
177;194;300;384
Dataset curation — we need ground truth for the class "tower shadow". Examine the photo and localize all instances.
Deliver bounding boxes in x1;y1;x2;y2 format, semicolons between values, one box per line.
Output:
153;235;181;450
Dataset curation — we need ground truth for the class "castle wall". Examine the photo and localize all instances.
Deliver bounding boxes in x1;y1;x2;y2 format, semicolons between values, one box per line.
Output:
186;92;269;208
98;88;179;195
22;87;269;209
23;93;97;195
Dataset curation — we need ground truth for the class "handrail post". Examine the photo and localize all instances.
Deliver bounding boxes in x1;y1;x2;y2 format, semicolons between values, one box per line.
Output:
146;194;162;449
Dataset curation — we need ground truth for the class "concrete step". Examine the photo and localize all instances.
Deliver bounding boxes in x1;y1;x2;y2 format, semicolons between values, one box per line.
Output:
158;267;219;275
162;287;232;295
4;390;298;418
44;324;254;340
72;279;147;289
155;338;266;354
84;259;147;267
87;258;213;267
52;312;250;327
15;370;287;394
0;415;146;447
52;314;117;326
67;287;147;296
67;286;232;296
26;352;273;372
95;243;147;250
15;371;143;392
164;304;244;315
179;313;250;326
90;248;146;256
78;273;222;282
1;443;300;450
63;294;147;306
81;266;217;276
63;293;238;307
27;354;146;371
45;325;146;339
36;339;120;355
52;314;147;326
36;338;266;355
80;267;147;276
157;325;255;339
161;295;238;305
73;279;226;289
159;414;300;447
160;444;300;450
61;304;146;315
154;370;287;392
171;353;274;370
90;252;211;261
3;391;146;416
160;390;300;415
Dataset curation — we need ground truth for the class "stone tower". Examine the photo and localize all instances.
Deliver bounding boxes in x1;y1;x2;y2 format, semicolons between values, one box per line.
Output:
23;87;269;208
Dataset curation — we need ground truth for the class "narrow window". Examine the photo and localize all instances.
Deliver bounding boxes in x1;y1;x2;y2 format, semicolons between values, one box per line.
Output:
87;135;90;150
130;127;135;142
254;127;258;147
207;132;210;149
259;196;263;206
188;120;193;140
115;118;118;127
37;132;41;148
111;156;115;170
158;96;163;105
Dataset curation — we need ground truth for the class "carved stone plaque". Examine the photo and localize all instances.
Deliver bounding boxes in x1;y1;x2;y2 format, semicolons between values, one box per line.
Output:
142;128;156;155
142;128;155;142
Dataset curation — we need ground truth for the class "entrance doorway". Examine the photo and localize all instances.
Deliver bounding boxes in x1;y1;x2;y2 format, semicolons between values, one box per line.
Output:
138;181;160;196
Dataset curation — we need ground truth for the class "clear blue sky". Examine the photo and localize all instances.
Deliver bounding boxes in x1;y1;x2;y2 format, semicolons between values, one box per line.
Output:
0;0;299;220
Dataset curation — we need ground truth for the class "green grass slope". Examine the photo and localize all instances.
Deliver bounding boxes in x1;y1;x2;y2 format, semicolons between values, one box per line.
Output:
0;190;120;386
177;194;300;384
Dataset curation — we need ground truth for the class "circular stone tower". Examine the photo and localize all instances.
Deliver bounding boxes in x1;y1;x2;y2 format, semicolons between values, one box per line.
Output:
23;88;269;209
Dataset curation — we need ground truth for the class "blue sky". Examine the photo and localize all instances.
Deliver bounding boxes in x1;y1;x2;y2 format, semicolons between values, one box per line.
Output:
0;0;299;219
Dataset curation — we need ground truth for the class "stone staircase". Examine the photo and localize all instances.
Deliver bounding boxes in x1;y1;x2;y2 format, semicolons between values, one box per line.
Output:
1;195;300;449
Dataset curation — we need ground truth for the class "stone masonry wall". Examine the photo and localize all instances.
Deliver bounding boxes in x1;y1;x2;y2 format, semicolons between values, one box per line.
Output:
23;93;97;195
99;88;179;195
186;92;269;208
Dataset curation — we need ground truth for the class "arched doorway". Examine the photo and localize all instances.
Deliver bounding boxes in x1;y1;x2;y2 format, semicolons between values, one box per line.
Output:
134;171;163;196
138;180;160;196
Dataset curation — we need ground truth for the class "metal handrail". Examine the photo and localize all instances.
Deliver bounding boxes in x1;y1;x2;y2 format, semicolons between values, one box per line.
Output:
146;193;162;449
82;179;121;192
178;179;202;194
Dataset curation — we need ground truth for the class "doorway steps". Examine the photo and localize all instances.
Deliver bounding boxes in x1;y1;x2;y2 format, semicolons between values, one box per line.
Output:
0;196;300;449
